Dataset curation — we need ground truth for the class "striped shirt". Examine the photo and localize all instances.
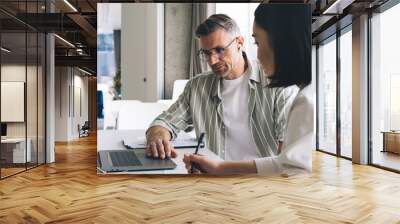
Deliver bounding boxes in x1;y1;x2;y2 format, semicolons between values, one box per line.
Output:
149;59;298;159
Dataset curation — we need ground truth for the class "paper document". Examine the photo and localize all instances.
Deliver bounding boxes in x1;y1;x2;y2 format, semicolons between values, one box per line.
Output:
122;132;204;149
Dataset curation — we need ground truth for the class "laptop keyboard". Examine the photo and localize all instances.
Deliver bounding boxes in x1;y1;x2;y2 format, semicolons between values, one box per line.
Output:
109;151;142;167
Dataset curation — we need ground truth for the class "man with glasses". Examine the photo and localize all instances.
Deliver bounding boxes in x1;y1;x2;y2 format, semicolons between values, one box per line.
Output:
145;14;297;174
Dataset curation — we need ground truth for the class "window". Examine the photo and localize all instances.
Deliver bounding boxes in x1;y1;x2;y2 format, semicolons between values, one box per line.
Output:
216;3;259;62
317;36;337;155
316;24;353;159
339;28;352;158
97;3;121;130
370;2;400;171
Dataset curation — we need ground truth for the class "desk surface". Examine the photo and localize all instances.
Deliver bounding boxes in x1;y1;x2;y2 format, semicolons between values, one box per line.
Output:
97;130;222;174
1;137;29;143
381;131;400;134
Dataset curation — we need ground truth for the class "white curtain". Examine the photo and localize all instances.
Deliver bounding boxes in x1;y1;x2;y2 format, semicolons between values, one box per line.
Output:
189;3;215;78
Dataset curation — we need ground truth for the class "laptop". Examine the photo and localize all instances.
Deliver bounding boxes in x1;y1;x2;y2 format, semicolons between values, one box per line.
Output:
97;149;177;173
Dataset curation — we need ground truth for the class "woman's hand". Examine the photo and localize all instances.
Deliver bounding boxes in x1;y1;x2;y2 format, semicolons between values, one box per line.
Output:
183;154;258;175
182;153;223;175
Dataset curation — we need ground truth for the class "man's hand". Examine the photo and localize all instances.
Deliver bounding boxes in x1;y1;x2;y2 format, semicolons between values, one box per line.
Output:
182;153;223;175
146;126;178;159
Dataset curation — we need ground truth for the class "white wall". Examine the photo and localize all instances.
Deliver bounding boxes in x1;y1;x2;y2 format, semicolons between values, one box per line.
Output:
72;74;89;138
1;82;25;122
54;67;89;141
55;67;68;141
121;3;164;102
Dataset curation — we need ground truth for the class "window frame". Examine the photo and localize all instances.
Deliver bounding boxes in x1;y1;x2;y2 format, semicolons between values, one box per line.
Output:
315;23;353;161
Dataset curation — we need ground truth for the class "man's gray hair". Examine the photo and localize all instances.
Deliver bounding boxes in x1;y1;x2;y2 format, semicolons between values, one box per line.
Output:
195;14;241;38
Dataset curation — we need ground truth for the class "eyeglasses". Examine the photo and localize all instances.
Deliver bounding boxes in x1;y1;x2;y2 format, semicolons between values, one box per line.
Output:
198;37;237;62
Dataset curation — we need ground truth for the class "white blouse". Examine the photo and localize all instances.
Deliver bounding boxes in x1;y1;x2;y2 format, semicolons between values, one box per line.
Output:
254;85;314;176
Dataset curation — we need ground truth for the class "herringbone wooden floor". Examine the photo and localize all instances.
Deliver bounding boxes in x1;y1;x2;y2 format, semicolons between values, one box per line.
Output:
1;134;400;224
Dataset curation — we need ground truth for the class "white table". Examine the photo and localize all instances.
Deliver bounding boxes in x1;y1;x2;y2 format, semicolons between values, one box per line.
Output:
97;130;222;174
1;138;31;163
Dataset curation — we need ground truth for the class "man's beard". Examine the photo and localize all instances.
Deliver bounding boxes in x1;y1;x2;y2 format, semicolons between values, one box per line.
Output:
211;61;232;78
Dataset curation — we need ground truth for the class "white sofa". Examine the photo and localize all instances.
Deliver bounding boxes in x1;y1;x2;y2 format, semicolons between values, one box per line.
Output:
103;79;189;130
103;100;140;129
157;79;189;107
117;102;170;130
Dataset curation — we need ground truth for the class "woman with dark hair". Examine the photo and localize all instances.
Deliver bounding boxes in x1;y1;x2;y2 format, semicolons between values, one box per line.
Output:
253;4;311;88
251;3;314;176
183;4;314;176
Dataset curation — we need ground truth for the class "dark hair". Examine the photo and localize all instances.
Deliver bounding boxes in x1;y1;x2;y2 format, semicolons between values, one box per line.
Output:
195;14;240;38
254;4;311;88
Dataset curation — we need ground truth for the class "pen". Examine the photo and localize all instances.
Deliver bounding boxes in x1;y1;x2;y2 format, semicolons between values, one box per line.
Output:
191;132;205;174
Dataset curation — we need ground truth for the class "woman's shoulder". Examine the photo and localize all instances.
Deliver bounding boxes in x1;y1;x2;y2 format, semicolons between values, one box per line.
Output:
295;85;314;105
290;85;314;118
285;85;314;141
